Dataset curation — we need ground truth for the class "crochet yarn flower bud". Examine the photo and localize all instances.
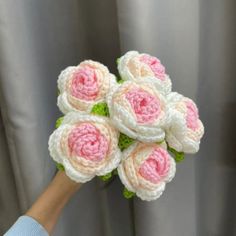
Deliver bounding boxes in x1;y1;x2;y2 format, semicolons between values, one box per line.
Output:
165;92;204;154
57;60;116;114
48;113;121;183
107;80;168;142
118;142;176;201
117;51;172;95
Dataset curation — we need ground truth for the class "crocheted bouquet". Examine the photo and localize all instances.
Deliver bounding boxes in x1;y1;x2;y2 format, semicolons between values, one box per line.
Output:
48;51;204;201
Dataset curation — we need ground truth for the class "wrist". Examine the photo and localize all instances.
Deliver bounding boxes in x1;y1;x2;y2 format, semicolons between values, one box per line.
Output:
26;171;81;234
52;171;81;197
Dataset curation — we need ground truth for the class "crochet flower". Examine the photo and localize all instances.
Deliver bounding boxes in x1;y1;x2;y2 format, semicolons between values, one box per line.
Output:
107;80;168;142
118;142;176;201
48;113;121;183
57;60;116;114
165;92;204;153
117;51;172;95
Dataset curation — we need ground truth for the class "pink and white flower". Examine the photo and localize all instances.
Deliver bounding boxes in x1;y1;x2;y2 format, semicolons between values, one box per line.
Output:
48;113;121;183
107;80;169;142
165;92;204;153
118;142;176;201
57;60;116;114
117;51;172;95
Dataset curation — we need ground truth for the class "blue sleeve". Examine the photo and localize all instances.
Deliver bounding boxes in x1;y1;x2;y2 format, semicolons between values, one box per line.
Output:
4;215;49;236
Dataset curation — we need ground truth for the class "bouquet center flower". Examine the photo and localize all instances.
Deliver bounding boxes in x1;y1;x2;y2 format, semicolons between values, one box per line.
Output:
125;88;161;124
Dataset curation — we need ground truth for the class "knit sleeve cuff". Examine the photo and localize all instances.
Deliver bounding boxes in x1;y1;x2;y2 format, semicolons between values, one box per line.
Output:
4;215;49;236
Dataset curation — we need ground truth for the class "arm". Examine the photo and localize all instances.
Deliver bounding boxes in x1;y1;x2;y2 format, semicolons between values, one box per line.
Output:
26;170;81;234
5;171;81;236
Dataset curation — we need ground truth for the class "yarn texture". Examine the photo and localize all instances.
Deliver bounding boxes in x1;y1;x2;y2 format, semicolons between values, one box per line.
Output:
118;133;135;151
107;80;169;142
118;142;176;201
57;60;116;114
48;51;205;201
165;92;204;153
117;51;172;95
91;102;109;117
48;113;121;183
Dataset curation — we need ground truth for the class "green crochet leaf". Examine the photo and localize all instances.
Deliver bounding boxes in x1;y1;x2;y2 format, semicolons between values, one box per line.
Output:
116;57;120;65
55;116;64;128
57;88;60;96
112;169;118;175
99;172;113;181
56;162;65;171
167;146;185;163
91;102;109;117
156;140;165;145
118;133;135;151
117;79;125;84
115;74;124;84
123;187;135;199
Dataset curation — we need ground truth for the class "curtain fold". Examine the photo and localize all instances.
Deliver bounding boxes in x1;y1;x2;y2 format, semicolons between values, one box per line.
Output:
0;1;131;236
196;0;236;235
0;111;20;233
0;0;235;235
116;1;200;235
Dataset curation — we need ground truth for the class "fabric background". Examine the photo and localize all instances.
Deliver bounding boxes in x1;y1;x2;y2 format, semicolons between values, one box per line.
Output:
0;0;235;235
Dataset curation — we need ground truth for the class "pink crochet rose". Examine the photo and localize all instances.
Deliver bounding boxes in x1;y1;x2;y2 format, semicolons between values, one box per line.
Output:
117;51;172;95
107;80;168;143
125;88;161;124
57;60;116;114
139;147;171;184
70;66;99;101
139;54;166;80
48;113;121;183
118;142;176;201
166;92;204;153
68;123;109;162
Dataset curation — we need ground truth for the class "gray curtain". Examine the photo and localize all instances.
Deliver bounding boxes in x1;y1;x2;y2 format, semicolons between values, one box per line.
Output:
0;0;235;235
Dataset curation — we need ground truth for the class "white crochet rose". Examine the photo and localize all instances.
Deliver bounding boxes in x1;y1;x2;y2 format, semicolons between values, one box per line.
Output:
117;51;172;95
118;142;176;201
107;80;169;142
165;92;204;153
57;60;116;114
48;113;121;183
